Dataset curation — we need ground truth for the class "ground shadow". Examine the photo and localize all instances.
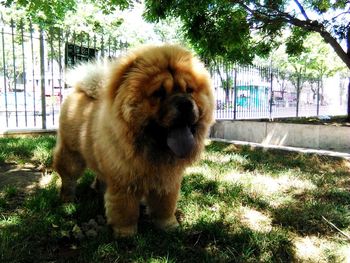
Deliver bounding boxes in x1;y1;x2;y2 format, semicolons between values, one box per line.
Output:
1;139;348;262
0;169;297;263
0;163;43;193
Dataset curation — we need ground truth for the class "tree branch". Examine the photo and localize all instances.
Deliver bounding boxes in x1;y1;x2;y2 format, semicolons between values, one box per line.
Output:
288;18;350;68
347;25;350;56
293;0;309;20
232;0;350;69
322;216;350;241
330;10;350;22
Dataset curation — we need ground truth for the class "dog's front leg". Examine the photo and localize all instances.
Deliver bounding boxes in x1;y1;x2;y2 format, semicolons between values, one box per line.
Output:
104;186;140;237
147;187;180;230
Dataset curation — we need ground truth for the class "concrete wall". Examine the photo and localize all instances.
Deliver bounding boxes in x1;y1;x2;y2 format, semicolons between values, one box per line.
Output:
210;120;350;153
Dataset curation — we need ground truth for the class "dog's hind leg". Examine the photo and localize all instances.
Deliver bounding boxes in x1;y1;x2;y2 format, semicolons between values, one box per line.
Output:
53;144;86;202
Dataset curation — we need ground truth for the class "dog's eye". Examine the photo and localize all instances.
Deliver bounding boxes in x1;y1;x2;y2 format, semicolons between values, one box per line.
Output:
151;86;166;99
186;87;194;94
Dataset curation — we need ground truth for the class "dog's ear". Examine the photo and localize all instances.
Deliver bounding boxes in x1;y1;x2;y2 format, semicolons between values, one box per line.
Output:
106;54;137;100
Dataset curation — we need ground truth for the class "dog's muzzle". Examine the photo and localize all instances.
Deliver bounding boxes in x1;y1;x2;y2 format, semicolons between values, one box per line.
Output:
162;94;199;158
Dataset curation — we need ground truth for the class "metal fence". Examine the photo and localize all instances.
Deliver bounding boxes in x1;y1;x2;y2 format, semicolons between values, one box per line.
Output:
210;59;348;120
0;20;348;130
0;19;128;130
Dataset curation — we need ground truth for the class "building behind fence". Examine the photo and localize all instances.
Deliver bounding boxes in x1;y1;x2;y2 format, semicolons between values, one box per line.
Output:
0;20;348;130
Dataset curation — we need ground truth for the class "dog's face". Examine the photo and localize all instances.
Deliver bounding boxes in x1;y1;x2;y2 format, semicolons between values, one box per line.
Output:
107;45;214;161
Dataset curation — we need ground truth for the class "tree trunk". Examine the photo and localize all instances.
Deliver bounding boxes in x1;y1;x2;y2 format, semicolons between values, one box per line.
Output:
296;75;300;117
347;79;350;121
347;27;350;121
316;78;320;116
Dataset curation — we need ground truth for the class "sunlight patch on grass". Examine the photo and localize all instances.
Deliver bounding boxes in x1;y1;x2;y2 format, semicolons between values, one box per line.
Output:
178;202;202;225
32;147;52;166
38;172;56;188
294;235;350;262
179;200;224;227
203;152;248;166
294;236;324;261
229;154;250;165
185;165;211;177
223;171;316;206
0;214;21;227
94;243;119;260
148;256;175;263
204;152;232;164
0;136;56;165
224;171;316;194
338;246;350;263
239;206;272;233
343;160;350;169
24;172;59;192
62;203;77;216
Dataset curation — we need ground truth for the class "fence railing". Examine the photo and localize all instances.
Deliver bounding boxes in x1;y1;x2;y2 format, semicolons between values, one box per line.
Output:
209;59;348;120
0;19;128;130
0;20;348;130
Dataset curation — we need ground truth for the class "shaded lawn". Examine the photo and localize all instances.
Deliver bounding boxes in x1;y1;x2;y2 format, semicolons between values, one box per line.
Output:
0;136;349;262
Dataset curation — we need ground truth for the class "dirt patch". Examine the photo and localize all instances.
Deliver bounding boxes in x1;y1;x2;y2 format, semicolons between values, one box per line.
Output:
0;163;45;194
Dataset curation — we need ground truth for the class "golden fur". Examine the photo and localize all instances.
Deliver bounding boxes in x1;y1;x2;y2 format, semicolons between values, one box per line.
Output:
53;44;215;237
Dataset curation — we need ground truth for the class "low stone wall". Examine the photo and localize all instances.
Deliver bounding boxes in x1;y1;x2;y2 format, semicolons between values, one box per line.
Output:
210;120;350;153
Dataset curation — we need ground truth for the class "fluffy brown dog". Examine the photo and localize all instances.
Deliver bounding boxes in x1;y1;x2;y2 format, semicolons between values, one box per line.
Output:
53;44;215;237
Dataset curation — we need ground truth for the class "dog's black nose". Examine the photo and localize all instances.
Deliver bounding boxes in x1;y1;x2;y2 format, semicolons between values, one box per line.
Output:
171;95;196;126
176;96;193;114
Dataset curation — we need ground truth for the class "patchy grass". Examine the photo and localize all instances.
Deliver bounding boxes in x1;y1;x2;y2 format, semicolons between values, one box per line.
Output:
0;137;349;262
0;136;56;166
255;115;350;127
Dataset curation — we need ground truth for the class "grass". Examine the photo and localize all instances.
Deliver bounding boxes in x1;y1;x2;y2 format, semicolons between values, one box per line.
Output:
0;135;56;166
256;115;350;127
0;136;349;262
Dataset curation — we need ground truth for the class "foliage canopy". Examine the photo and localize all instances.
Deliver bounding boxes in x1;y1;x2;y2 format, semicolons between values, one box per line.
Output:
4;0;350;69
143;0;350;69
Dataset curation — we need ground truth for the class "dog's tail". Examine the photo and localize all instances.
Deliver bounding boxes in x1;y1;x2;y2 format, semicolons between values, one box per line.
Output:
66;60;108;99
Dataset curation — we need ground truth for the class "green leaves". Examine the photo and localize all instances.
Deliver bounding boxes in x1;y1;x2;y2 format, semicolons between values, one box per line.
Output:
145;0;350;70
306;0;332;13
8;0;77;27
146;0;256;63
3;0;131;28
5;0;350;71
186;4;254;63
285;27;310;57
96;0;131;14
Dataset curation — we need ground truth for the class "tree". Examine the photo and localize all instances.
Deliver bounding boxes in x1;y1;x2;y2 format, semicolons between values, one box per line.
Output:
2;1;185;46
5;0;350;116
152;17;187;44
2;0;77;27
271;33;347;111
288;55;312;116
145;0;259;64
143;0;350;117
4;1;349;66
306;34;347;102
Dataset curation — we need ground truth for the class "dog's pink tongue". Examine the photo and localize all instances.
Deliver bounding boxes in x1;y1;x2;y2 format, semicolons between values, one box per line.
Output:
167;126;195;158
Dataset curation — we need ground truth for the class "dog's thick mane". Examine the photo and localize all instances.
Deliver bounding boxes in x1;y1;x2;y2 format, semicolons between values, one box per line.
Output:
65;60;109;99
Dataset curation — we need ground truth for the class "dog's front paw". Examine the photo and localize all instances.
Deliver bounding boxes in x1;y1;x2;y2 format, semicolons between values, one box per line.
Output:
153;216;179;231
112;225;137;238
